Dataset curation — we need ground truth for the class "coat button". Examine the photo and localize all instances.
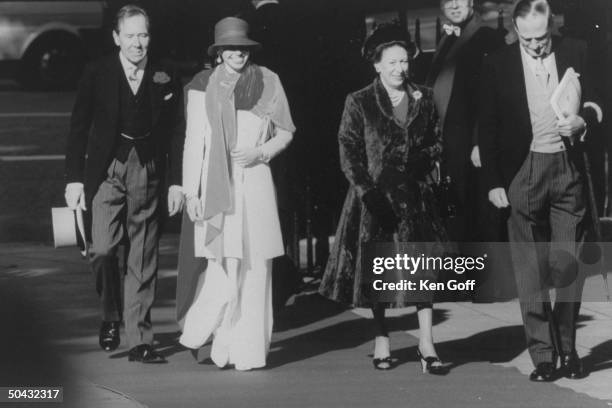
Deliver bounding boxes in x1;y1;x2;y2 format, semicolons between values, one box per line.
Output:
397;165;406;172
399;203;407;209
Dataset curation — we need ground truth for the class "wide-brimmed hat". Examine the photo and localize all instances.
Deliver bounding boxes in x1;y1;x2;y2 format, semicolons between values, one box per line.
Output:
362;23;418;62
207;17;261;57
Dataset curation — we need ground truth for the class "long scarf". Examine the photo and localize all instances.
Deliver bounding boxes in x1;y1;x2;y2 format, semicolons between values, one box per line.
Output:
201;63;293;223
202;66;238;221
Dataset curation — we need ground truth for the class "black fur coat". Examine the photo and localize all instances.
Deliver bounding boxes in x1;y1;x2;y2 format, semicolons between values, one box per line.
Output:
319;77;449;307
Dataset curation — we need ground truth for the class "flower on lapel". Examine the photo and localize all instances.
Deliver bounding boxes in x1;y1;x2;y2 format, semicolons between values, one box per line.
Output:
412;90;423;101
153;71;171;84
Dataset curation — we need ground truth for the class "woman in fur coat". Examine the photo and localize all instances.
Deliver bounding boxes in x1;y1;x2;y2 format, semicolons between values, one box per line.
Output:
319;24;449;374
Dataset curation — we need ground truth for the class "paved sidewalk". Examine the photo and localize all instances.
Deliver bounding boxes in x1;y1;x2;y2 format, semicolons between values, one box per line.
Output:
1;235;611;408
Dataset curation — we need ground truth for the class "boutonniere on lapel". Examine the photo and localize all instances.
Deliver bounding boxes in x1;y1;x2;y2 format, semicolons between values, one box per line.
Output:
412;90;423;101
153;71;171;84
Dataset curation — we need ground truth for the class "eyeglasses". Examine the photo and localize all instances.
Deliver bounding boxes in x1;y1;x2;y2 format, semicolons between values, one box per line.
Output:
441;0;470;9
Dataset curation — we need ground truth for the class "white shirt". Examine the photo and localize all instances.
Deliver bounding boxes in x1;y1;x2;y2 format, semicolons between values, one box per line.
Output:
519;45;556;86
119;52;147;95
519;45;568;153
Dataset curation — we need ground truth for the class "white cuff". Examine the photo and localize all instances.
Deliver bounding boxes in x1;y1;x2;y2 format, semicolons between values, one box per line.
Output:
258;147;272;163
169;185;183;194
65;182;84;191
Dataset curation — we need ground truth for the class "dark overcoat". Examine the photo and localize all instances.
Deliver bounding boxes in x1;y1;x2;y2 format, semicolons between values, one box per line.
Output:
319;78;448;308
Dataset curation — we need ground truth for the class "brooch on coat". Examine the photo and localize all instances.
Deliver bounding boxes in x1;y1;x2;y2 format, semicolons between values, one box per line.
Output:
153;71;171;84
412;90;423;101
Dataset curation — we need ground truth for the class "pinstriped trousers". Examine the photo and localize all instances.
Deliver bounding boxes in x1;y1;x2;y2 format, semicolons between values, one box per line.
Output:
507;150;585;366
90;147;161;348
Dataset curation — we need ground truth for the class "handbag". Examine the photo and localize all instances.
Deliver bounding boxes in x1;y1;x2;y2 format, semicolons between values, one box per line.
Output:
255;116;274;147
431;162;458;219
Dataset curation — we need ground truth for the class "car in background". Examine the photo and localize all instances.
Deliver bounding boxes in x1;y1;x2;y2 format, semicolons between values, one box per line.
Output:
0;0;105;90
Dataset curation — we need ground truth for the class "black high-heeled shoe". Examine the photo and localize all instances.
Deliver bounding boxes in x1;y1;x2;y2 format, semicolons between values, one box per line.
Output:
373;356;394;370
416;349;449;375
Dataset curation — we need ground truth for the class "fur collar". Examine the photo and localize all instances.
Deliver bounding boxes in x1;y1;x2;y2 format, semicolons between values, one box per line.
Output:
373;77;423;128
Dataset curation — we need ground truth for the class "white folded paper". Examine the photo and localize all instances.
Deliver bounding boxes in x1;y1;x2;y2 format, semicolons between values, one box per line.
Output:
550;67;581;120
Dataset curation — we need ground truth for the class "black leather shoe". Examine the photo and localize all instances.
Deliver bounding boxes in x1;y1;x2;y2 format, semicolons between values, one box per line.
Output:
529;362;556;382
128;344;167;364
560;351;586;379
99;321;120;351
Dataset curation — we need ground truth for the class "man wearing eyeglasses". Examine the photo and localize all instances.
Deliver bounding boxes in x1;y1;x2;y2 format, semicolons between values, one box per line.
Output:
426;0;505;244
479;0;602;382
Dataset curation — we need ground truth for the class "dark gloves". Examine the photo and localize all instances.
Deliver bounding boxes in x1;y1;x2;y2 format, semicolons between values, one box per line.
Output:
406;151;434;180
362;189;399;233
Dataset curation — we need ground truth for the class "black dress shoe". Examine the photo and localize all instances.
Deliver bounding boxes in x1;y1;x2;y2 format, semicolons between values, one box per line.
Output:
99;321;120;351
128;344;167;364
560;351;586;379
529;362;556;382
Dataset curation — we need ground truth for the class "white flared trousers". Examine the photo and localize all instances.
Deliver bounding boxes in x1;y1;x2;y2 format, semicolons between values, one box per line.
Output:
179;257;273;370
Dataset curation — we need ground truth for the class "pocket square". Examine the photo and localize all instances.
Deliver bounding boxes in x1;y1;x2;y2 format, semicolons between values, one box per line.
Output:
164;93;174;101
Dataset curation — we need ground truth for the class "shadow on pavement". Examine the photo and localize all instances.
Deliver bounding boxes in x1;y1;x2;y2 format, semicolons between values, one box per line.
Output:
583;339;612;374
273;293;346;333
396;325;527;371
266;295;449;369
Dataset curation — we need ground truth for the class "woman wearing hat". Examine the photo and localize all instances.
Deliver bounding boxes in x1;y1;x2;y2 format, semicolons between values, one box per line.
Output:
319;24;449;373
177;17;295;371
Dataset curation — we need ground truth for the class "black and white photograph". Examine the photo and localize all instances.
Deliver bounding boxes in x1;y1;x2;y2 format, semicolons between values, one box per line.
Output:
0;0;611;407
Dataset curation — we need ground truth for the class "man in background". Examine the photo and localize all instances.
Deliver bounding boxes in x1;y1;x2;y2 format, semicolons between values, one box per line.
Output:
427;0;506;243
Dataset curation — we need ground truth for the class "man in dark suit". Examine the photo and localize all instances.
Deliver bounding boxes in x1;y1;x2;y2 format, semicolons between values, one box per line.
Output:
64;4;185;363
427;0;506;243
479;0;602;382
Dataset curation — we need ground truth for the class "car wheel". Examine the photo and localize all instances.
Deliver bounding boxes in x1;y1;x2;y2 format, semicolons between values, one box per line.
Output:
19;32;86;91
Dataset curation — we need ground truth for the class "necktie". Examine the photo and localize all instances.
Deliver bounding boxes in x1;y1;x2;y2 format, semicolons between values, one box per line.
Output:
443;24;461;37
534;57;549;87
128;65;138;82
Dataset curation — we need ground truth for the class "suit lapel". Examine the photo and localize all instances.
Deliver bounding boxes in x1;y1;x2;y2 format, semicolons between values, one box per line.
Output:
104;56;121;134
146;62;162;127
442;14;482;64
552;36;569;82
403;83;422;129
507;43;532;138
431;34;450;66
430;15;483;126
431;12;482;66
